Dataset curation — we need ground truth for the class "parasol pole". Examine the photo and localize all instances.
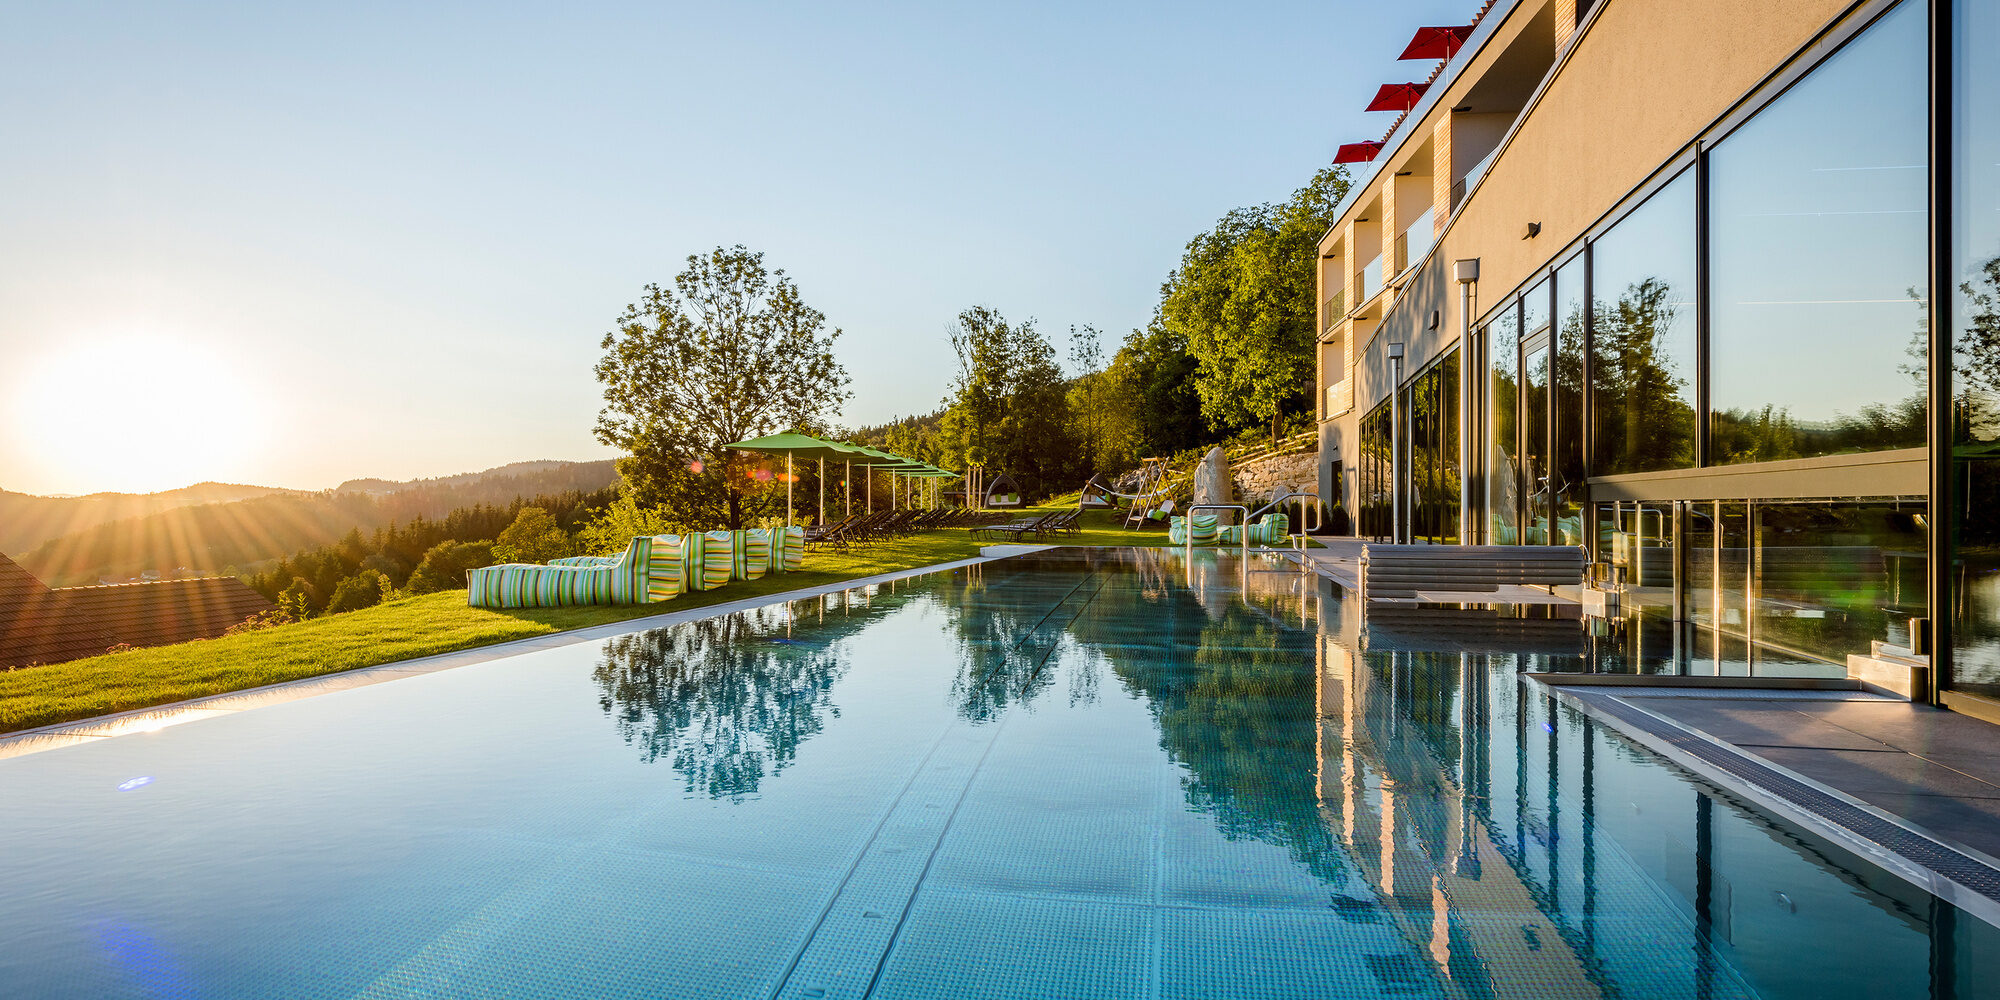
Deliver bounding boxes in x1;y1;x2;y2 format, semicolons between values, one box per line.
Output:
845;460;852;520
818;457;825;526
787;454;794;526
867;465;873;514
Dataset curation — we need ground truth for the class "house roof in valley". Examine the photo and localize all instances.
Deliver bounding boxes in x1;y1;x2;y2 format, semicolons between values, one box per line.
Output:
0;553;272;668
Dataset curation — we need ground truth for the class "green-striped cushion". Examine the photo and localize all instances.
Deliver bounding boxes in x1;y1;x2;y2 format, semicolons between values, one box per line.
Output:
1189;512;1219;543
606;536;647;604
774;526;805;571
647;534;684;601
735;529;772;580
701;531;734;590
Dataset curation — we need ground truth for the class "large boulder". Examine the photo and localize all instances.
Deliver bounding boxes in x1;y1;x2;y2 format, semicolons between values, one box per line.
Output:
1192;447;1233;514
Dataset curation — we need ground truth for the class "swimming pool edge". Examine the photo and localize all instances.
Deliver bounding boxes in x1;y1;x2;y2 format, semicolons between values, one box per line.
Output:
1534;676;2000;931
0;552;1019;761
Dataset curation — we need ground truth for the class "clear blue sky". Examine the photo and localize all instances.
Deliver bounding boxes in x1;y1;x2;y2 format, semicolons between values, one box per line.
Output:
0;0;1471;495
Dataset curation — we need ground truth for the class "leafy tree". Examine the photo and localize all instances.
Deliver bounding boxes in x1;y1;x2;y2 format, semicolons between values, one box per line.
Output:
494;506;572;564
405;540;496;595
327;568;390;614
577;495;687;555
277;577;318;620
1107;318;1206;457
594;246;851;529
1160;164;1349;443
1591;277;1696;470
939;306;1079;496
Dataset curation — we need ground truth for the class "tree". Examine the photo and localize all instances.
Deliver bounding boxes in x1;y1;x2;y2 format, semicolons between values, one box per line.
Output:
1160;164;1349;443
1108;318;1206;457
405;540;497;595
327;569;390;614
939;307;1078;496
595;246;851;529
277;577;319;620
494;506;572;565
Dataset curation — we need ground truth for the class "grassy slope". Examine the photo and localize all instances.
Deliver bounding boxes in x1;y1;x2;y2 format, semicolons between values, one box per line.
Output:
0;514;1181;734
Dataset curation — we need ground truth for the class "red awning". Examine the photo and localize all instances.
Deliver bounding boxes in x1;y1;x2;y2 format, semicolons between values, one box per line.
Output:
1365;82;1429;113
1398;25;1474;61
1334;142;1383;164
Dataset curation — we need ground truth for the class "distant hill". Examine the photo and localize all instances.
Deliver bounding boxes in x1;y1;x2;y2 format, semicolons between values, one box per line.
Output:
0;482;297;557
13;460;622;586
334;460;607;495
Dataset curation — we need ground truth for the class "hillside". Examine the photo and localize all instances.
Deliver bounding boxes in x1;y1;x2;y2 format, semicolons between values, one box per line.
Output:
0;482;297;557
15;460;622;586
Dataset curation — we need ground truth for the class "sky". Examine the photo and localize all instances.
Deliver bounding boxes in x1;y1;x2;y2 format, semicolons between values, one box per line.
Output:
0;0;1471;496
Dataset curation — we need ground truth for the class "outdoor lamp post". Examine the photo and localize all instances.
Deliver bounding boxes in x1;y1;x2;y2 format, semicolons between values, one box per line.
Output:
1388;341;1406;544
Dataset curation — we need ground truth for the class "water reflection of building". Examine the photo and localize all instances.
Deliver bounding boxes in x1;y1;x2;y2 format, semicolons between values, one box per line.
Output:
1315;617;1990;997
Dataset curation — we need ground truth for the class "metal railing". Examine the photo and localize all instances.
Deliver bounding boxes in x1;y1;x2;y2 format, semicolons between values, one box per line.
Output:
1323;290;1345;328
1186;505;1250;565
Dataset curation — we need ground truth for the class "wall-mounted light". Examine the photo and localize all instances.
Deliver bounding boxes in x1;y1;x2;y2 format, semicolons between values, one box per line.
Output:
1428;310;1441;331
1522;222;1542;240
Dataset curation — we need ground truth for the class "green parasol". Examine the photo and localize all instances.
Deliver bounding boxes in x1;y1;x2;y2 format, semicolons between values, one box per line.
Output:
724;432;855;526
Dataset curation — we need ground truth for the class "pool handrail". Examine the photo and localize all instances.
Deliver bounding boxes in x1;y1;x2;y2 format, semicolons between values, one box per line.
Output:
1186;504;1250;564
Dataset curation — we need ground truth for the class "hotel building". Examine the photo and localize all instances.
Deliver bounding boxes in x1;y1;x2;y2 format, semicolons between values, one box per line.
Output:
1314;0;1997;715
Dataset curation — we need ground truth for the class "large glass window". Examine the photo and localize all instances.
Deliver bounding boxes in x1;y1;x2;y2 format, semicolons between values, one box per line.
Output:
1408;351;1460;544
1709;1;1928;465
1589;170;1698;475
1359;402;1393;540
1553;257;1587;546
1486;308;1521;542
1952;0;2000;695
1523;338;1550;542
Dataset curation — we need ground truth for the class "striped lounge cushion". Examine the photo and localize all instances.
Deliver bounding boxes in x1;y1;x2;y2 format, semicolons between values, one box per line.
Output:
735;529;771;580
772;526;805;571
647;534;685;601
700;531;734;590
1188;512;1219;543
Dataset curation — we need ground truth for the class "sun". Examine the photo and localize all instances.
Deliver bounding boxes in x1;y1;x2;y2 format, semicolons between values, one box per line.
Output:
10;335;269;494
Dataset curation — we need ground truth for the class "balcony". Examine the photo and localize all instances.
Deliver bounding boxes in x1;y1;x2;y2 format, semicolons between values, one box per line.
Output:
1358;254;1384;305
1399;207;1437;272
1324;379;1354;418
1449;148;1499;211
1323;290;1346;330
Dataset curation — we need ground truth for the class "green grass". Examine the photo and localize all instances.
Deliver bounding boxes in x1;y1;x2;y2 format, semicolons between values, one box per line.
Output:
1;531;991;734
0;519;1198;735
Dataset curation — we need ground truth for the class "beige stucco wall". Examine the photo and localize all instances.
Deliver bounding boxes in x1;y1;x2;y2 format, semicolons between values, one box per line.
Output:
1344;0;1859;425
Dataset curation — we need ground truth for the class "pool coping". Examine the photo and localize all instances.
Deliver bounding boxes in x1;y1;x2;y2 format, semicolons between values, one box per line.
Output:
0;552;1026;761
1535;676;2000;930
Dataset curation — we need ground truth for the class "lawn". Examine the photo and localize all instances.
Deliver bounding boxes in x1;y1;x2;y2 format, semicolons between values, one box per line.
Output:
0;519;1186;735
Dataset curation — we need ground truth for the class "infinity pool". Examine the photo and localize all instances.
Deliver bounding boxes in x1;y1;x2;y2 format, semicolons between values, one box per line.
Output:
0;548;1992;998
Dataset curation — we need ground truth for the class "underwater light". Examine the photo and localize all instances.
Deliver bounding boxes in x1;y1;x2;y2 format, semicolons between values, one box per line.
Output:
116;777;154;791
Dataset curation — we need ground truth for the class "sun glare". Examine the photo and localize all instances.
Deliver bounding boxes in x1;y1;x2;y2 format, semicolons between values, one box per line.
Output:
10;336;269;494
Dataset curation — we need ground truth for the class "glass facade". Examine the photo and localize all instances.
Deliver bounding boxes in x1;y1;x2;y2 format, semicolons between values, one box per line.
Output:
1708;1;1928;465
1951;0;2000;695
1486;309;1520;542
1588;169;1698;475
1552;257;1587;545
1349;0;2000;695
1359;402;1393;540
1407;351;1460;544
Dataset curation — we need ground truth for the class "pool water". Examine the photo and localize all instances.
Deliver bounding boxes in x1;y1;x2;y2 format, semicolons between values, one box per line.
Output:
0;548;1992;999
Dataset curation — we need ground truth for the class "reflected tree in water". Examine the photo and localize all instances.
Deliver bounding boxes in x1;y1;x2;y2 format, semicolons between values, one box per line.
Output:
1591;277;1695;472
592;603;851;800
1069;571;1349;882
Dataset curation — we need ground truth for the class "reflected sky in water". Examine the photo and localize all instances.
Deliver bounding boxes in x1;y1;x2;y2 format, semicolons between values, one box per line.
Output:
0;548;1992;999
